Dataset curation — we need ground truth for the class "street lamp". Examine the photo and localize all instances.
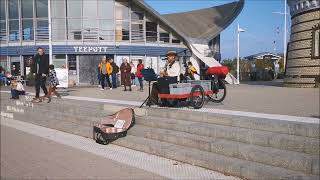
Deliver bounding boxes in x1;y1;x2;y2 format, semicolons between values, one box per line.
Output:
272;0;288;70
237;23;245;84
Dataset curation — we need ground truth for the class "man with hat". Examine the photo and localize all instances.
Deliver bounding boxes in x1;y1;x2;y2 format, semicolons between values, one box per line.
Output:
149;50;181;105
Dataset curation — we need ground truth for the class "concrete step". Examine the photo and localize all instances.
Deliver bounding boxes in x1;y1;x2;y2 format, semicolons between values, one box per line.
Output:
113;135;318;180
146;108;319;138
136;116;319;155
128;124;319;175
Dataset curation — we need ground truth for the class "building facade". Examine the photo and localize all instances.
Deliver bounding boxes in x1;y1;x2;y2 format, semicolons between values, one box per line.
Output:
0;0;243;86
286;0;320;87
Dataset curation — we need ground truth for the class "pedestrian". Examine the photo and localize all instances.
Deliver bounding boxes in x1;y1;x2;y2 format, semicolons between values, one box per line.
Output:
120;58;132;91
110;58;119;88
135;59;144;91
47;64;61;103
130;61;136;86
97;64;101;88
99;57;113;90
10;78;25;99
31;47;49;103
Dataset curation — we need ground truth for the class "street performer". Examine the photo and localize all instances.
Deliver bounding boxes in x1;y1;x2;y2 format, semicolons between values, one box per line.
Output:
149;50;181;105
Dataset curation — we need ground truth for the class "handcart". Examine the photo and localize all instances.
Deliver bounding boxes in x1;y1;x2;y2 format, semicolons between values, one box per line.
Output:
158;66;228;109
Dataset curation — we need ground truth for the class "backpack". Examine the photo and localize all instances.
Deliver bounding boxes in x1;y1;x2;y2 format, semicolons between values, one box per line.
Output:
93;108;135;145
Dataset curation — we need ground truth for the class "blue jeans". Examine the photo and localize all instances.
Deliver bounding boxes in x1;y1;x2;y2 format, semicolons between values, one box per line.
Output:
11;89;25;99
138;77;143;90
112;73;117;88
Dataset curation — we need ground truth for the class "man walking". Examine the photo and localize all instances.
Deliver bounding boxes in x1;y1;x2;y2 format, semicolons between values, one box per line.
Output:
32;47;49;102
110;58;119;88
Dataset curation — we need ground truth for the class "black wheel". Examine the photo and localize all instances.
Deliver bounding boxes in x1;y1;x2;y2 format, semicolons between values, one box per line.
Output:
208;80;226;103
189;85;205;109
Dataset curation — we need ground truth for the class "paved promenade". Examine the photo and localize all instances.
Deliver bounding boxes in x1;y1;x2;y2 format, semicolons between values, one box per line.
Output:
2;81;318;117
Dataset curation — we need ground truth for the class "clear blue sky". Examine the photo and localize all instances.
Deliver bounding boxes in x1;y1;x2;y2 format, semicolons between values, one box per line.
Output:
145;0;291;60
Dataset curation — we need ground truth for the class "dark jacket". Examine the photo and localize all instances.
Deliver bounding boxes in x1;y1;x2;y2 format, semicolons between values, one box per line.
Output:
31;54;49;75
111;62;119;74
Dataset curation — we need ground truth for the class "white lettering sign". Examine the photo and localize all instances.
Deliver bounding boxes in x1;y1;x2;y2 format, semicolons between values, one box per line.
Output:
73;46;108;53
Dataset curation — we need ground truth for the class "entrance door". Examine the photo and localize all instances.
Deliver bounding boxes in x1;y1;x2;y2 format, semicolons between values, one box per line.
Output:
79;55;104;85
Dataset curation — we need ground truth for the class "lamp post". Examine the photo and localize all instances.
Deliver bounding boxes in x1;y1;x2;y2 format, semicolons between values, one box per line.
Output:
272;0;288;70
237;23;245;84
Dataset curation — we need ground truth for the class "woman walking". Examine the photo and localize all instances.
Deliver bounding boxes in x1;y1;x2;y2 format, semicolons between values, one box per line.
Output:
47;64;61;103
135;59;144;91
120;58;132;91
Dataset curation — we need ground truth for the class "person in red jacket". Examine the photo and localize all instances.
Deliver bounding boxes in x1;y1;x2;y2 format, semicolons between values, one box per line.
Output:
135;59;144;91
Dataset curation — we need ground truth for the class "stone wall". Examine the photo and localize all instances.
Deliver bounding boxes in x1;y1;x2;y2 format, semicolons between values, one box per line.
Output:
285;7;320;88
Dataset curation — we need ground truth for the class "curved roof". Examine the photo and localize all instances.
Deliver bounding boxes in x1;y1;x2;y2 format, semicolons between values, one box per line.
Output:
133;0;244;45
162;0;245;44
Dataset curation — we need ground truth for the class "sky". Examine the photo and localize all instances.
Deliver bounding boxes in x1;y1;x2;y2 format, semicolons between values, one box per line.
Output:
145;0;291;60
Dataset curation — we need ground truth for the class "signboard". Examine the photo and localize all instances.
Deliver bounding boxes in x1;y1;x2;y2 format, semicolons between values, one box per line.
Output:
55;68;68;88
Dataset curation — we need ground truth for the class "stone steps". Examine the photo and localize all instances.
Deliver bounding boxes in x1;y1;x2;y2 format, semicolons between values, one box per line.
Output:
113;135;318;180
1;92;319;179
128;124;319;175
136;116;319;155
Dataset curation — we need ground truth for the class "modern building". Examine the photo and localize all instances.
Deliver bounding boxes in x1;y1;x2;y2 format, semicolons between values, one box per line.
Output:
0;0;244;86
285;0;320;87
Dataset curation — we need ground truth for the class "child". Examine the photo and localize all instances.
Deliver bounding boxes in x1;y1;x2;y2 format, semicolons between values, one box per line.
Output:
10;79;25;99
47;64;61;103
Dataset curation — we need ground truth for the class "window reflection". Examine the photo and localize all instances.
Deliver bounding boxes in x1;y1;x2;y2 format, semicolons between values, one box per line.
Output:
36;0;48;18
22;19;34;40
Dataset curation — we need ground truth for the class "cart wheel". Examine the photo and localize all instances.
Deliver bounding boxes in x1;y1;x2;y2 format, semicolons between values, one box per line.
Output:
208;80;226;103
190;85;205;109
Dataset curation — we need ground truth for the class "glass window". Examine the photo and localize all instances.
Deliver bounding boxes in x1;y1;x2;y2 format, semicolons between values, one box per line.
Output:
83;0;97;18
10;56;21;76
52;18;66;40
98;0;114;19
146;21;157;42
172;34;181;44
67;19;82;40
53;54;66;69
22;0;34;18
0;0;6;21
36;0;48;18
36;19;48;40
115;0;129;20
67;0;82;18
159;26;169;43
0;21;6;41
83;19;98;41
116;21;129;41
51;0;66;18
9;0;19;19
9;19;19;41
22;19;34;40
131;22;144;42
99;19;114;41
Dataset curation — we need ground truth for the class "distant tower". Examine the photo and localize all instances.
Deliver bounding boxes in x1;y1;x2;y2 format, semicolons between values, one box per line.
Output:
285;0;320;87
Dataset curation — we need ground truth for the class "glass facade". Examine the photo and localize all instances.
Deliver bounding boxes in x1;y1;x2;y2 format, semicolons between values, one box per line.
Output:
0;0;183;45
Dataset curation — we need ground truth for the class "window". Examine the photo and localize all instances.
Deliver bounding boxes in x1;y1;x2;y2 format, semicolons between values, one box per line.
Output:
67;19;82;40
98;0;114;19
115;1;129;20
172;34;181;44
83;0;97;18
312;26;320;59
53;55;66;69
0;0;5;21
0;21;6;41
146;19;157;42
99;19;114;41
9;20;19;41
51;0;66;18
159;26;169;43
52;18;66;40
83;19;98;41
22;0;34;18
36;19;48;40
8;0;19;19
67;0;82;18
116;21;129;41
22;19;34;40
36;0;48;18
